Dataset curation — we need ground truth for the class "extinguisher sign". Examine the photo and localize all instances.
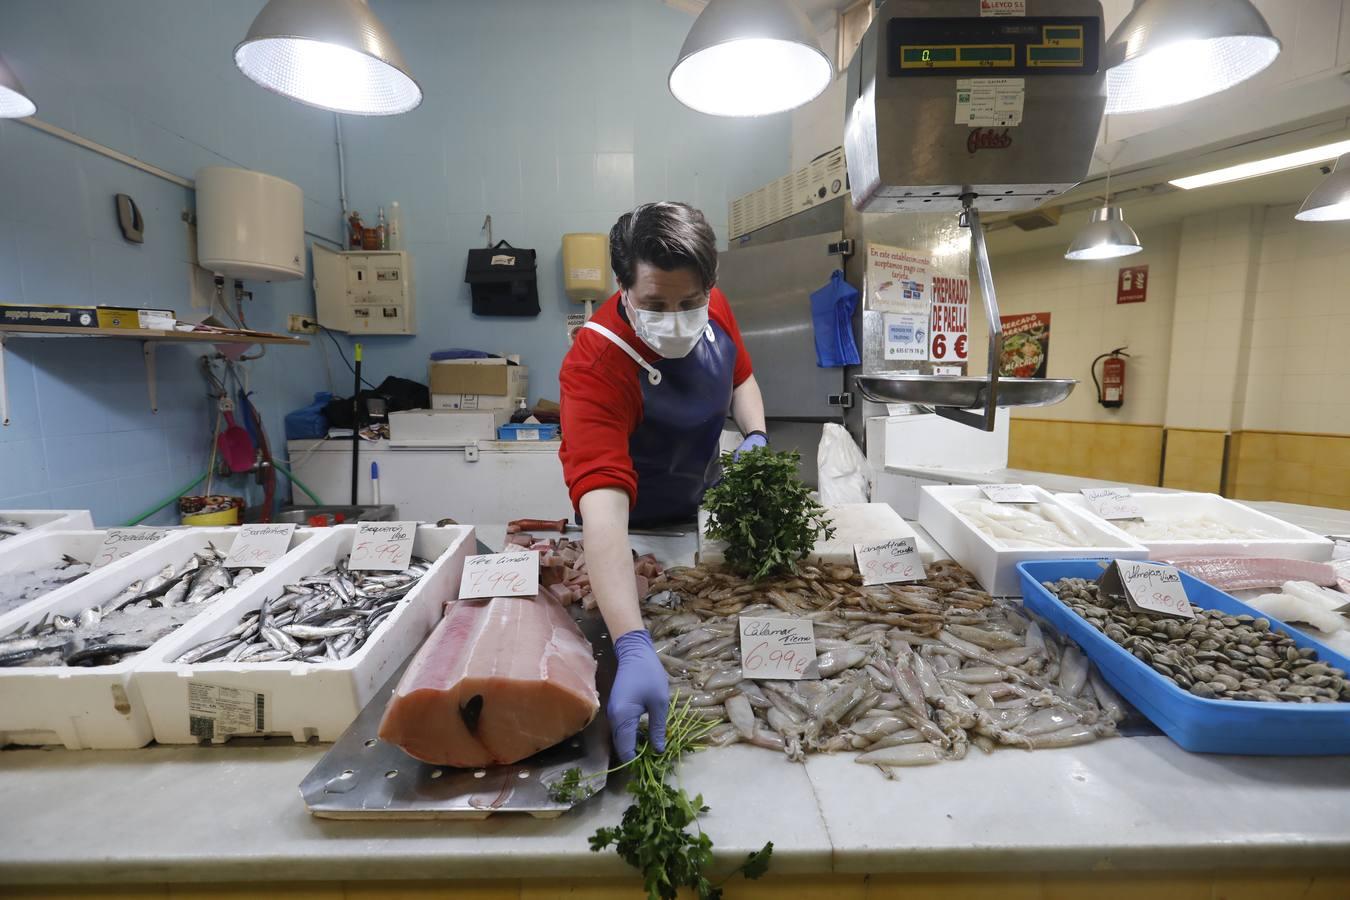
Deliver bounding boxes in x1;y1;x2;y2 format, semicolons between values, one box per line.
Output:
1117;265;1148;304
929;275;970;362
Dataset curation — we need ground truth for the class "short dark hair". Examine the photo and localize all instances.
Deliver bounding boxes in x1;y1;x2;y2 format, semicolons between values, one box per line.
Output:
609;202;717;292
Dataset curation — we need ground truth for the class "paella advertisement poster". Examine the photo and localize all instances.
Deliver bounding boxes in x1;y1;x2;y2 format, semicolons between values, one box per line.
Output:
998;312;1051;378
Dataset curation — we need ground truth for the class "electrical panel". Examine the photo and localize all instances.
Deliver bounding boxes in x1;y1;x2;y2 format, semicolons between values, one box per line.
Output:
313;245;416;334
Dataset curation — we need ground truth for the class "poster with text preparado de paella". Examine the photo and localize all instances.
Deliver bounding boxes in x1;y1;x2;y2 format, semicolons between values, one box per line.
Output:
998;312;1050;378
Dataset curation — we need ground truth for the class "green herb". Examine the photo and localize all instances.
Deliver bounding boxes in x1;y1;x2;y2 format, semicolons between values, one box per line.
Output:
589;698;774;900
703;446;835;581
546;765;598;804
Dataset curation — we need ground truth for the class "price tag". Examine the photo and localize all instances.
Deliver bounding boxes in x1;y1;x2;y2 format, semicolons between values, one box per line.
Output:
855;538;926;586
223;523;297;569
979;483;1037;503
1098;560;1195;620
349;521;417;571
738;617;815;681
458;550;540;599
92;528;167;569
1081;488;1143;521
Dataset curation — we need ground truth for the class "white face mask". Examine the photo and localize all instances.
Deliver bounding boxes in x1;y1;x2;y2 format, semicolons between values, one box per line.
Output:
624;292;709;359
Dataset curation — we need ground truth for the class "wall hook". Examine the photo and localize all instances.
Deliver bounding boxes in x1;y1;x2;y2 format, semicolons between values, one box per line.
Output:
482;214;492;247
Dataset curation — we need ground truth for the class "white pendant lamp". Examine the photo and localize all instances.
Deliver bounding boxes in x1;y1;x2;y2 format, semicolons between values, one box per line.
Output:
1295;154;1350;222
669;0;831;117
1104;0;1280;115
0;54;37;118
235;0;422;116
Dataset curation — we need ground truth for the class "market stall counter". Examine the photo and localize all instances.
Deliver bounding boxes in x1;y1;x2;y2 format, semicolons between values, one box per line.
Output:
2;529;1349;898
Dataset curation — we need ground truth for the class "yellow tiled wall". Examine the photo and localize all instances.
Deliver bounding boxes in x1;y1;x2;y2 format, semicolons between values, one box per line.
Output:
1229;431;1350;509
1009;419;1163;485
1161;429;1227;493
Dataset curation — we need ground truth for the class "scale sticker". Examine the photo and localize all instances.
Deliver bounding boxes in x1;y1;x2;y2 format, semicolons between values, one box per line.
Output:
955;78;1025;127
188;682;266;740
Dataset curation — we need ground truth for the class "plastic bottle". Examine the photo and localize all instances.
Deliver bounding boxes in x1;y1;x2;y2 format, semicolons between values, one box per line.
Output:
387;201;403;250
376;206;388;250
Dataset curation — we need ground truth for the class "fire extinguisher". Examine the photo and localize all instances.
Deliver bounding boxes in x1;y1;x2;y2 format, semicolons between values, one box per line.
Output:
1092;347;1129;408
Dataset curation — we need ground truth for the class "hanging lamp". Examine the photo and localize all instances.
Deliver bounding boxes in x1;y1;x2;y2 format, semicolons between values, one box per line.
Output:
1065;161;1142;260
1104;0;1280;115
1295;154;1350;222
0;54;37;118
669;0;831;117
235;0;422;116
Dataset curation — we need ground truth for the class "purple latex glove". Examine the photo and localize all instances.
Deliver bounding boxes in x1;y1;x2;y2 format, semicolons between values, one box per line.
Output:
734;431;768;460
609;629;669;762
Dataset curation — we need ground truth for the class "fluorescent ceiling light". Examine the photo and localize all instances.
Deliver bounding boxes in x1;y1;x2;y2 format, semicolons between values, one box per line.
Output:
1296;154;1350;222
0;54;36;118
1169;139;1350;190
1065;205;1143;261
1104;0;1280;115
670;0;831;117
236;0;421;116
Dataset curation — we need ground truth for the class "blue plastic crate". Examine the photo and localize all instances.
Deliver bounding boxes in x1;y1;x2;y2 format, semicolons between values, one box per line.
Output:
496;423;559;441
1017;559;1350;755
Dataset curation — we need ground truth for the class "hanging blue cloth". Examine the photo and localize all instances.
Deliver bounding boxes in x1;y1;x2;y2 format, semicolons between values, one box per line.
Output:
809;270;860;367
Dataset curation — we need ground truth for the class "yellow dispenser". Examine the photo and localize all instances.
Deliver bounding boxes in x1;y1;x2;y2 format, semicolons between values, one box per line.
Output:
561;233;610;303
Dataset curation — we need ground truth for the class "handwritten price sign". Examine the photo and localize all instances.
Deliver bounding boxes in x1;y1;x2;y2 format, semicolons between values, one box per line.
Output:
224;523;297;569
92;529;167;569
349;522;417;571
1081;488;1143;521
855;538;926;586
738;617;816;681
980;483;1038;504
458;550;540;600
1099;560;1195;620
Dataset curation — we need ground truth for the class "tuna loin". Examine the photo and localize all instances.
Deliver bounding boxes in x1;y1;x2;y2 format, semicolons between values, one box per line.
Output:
378;594;599;767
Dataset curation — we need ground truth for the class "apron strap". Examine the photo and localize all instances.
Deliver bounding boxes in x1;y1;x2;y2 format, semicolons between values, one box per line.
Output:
582;322;662;385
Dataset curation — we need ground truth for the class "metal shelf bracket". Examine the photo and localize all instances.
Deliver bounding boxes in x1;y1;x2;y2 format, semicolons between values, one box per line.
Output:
143;341;158;414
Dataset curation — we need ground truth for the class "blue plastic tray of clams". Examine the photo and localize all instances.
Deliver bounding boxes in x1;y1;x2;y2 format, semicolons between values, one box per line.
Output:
1017;559;1350;755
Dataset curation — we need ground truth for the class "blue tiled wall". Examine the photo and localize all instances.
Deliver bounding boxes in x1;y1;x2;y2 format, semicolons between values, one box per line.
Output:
0;0;792;525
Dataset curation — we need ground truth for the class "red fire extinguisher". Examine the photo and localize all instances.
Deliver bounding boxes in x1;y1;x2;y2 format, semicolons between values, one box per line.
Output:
1092;347;1129;408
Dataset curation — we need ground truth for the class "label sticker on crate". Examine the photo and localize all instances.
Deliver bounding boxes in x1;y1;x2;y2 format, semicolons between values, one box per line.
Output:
855;538;926;586
738;617;816;680
187;682;266;740
92;528;167;569
1080;488;1143;521
979;483;1037;503
224;523;297;569
1098;560;1195;620
459;550;539;599
349;522;416;570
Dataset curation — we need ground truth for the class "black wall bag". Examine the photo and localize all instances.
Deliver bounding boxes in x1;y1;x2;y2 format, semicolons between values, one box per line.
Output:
464;240;540;316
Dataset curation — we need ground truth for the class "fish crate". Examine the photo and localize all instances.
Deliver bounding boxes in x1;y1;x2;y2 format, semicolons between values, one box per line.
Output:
1018;559;1350;755
1054;492;1333;562
918;485;1147;596
0;528;174;623
136;524;474;745
0;527;321;750
0;509;95;550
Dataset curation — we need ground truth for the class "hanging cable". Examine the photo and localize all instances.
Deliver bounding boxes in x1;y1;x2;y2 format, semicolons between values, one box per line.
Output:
312;322;377;389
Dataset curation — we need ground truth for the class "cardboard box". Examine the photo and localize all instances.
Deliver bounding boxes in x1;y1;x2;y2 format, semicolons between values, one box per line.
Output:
428;359;528;397
1;304;99;329
96;306;177;330
388;410;510;445
431;393;522;412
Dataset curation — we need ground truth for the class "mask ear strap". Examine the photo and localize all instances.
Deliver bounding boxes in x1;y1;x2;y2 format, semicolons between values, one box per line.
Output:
581;322;662;386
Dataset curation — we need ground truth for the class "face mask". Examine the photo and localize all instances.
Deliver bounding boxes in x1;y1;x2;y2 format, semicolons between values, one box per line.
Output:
624;292;709;359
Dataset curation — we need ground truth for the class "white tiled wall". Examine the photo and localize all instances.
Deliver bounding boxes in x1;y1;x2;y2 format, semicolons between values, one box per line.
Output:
968;223;1181;425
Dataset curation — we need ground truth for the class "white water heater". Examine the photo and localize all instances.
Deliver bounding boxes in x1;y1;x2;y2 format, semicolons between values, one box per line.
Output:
195;166;305;281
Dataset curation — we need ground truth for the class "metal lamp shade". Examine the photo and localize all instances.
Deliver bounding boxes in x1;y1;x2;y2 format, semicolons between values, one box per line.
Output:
1104;0;1279;114
235;0;422;116
1296;154;1350;222
669;0;831;117
0;55;36;118
1065;205;1143;260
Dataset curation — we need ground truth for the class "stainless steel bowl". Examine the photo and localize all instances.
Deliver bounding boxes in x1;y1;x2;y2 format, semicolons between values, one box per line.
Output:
854;374;1077;409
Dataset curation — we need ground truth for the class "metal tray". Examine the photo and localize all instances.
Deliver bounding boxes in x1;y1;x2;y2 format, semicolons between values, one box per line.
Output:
855;374;1076;409
299;606;616;820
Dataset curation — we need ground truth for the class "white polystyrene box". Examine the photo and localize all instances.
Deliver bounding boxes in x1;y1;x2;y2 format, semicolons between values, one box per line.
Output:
0;529;172;621
917;485;1148;596
0;527;319;749
1055;492;1334;562
0;510;95;551
136;524;474;745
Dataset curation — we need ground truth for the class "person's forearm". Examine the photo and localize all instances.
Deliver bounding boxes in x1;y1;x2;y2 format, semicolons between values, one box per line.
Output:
578;487;644;638
731;374;767;436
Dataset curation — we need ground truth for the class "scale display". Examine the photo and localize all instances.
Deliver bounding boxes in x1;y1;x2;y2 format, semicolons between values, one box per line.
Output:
887;16;1099;77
